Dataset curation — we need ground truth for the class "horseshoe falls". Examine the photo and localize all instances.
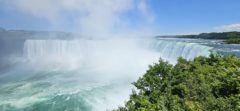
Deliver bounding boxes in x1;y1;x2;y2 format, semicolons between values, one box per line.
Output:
0;38;211;111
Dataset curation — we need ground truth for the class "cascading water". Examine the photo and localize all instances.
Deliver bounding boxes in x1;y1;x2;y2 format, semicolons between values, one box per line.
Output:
145;39;211;64
24;39;211;64
0;38;212;111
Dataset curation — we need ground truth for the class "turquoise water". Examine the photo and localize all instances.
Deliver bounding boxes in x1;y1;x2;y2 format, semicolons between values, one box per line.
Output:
0;64;134;111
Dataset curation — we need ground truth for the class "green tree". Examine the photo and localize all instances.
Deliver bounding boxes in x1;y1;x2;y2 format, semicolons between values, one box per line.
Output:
114;54;240;111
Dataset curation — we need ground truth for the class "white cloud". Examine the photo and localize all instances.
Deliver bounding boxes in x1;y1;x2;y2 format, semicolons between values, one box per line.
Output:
214;23;240;31
2;0;155;36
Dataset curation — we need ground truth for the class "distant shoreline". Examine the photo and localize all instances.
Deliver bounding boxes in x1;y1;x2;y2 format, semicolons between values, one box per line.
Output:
156;31;240;44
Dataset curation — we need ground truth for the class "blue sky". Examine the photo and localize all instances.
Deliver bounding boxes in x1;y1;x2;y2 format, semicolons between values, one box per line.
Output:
150;0;240;34
0;0;240;35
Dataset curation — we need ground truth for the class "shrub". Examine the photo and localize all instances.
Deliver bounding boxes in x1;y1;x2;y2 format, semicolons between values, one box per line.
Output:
114;54;240;111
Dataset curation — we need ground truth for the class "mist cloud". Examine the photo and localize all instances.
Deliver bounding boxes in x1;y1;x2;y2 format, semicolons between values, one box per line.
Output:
3;0;155;36
137;0;155;23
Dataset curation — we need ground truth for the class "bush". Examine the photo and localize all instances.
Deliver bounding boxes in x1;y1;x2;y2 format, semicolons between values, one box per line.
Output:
224;38;240;44
114;54;240;111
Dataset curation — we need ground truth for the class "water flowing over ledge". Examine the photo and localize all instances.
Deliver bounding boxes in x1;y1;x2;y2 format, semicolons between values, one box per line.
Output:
23;39;212;65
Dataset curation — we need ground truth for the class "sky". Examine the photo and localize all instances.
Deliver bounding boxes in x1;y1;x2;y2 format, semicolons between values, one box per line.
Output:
0;0;240;35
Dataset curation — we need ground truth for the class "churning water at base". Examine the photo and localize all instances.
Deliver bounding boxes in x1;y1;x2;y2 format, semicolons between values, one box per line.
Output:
0;38;211;111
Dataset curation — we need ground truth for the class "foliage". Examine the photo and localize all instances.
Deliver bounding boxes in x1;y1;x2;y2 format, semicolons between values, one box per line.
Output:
173;32;240;43
114;54;240;111
224;38;240;44
224;33;240;44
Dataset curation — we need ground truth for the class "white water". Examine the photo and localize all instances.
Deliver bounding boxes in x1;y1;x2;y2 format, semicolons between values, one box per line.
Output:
0;38;211;111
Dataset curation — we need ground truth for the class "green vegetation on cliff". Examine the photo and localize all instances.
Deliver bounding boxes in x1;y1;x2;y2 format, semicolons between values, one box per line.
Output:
158;32;240;44
115;54;240;111
176;32;240;40
224;33;240;44
225;38;240;44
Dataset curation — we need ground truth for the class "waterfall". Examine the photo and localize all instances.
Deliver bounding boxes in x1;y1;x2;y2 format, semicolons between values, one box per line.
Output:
24;40;84;60
145;39;211;63
1;38;212;111
23;39;212;65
